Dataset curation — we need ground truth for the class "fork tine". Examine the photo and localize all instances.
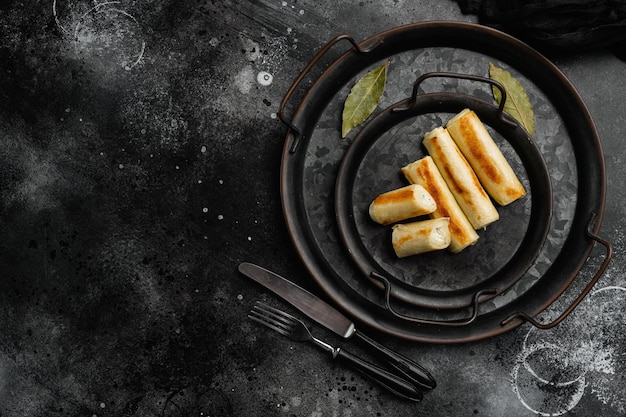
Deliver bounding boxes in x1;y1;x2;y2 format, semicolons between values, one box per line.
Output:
251;305;292;328
249;302;298;334
252;303;303;331
248;311;292;337
253;302;299;324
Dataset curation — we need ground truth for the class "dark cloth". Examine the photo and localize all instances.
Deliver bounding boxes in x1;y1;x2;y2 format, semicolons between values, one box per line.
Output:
456;0;626;59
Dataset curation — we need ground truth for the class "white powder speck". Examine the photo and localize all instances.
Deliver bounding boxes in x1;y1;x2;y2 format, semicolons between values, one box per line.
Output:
118;164;124;169
219;179;224;184
299;9;304;14
237;294;243;300
218;215;224;220
256;71;273;86
201;145;207;153
202;207;208;213
247;236;252;241
270;113;277;119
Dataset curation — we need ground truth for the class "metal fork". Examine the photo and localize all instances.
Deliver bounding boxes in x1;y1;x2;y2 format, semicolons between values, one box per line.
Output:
248;301;423;401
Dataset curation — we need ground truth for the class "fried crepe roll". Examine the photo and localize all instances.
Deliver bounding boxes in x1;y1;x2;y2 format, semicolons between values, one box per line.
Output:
446;109;526;206
392;218;451;258
369;184;437;225
402;156;479;253
423;126;499;230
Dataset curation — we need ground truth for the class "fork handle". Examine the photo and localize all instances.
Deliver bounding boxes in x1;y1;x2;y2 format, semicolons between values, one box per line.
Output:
333;348;424;402
354;330;437;390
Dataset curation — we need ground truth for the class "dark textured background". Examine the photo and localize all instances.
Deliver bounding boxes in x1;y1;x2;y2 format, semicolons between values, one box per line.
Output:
1;1;625;416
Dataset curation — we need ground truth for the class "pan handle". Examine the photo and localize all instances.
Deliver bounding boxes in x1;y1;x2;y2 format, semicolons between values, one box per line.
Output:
394;71;518;129
501;213;613;329
370;271;498;327
278;34;382;152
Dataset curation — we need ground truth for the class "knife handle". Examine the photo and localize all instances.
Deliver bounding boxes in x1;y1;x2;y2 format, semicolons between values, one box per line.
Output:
354;331;437;390
333;348;424;402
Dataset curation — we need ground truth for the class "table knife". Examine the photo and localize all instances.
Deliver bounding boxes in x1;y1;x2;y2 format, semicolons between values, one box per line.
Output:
238;262;436;390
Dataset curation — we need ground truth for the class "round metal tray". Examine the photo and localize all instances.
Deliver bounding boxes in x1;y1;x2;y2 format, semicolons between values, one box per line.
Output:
334;73;553;311
279;21;611;343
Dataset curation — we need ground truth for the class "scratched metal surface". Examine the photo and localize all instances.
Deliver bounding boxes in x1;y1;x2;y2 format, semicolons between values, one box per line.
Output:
0;1;625;416
299;48;566;311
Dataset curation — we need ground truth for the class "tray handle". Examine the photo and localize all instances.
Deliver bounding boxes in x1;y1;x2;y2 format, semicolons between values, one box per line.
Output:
370;271;498;326
394;71;518;129
278;34;382;152
500;212;613;329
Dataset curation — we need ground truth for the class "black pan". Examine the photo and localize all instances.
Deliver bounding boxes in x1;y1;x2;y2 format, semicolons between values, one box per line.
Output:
279;22;611;343
335;72;553;311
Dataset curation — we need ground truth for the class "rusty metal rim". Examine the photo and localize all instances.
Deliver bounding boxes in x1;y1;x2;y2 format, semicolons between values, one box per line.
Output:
279;21;609;343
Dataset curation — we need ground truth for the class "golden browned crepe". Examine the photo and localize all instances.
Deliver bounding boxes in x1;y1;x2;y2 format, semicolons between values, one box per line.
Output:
423;126;499;230
392;218;451;258
402;156;479;253
369;184;437;225
446;109;526;206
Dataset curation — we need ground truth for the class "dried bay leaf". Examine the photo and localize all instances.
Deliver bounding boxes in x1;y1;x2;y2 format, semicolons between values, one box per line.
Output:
489;63;535;136
341;62;389;138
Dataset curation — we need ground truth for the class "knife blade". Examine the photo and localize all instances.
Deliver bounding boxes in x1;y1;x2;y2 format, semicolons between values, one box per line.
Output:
238;262;436;390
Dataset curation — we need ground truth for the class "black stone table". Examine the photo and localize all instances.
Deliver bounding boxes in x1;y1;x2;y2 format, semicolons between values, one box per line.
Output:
1;1;625;416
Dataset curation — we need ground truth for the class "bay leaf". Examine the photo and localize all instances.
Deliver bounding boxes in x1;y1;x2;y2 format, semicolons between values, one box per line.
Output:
489;62;535;136
341;62;389;138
